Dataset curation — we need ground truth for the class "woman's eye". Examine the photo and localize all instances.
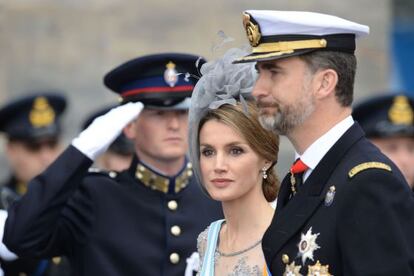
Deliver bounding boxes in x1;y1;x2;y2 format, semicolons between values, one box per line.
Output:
201;149;214;157
230;147;244;155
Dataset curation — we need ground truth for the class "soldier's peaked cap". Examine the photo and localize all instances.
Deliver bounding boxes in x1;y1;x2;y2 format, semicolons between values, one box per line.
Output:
104;53;206;109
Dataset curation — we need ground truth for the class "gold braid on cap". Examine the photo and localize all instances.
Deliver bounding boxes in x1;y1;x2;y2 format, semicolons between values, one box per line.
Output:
243;12;261;47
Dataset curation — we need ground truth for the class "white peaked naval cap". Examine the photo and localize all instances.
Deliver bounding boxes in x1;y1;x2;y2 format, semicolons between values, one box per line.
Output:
234;10;370;63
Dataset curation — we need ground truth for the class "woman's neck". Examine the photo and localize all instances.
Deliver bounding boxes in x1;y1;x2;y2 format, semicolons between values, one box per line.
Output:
220;189;274;251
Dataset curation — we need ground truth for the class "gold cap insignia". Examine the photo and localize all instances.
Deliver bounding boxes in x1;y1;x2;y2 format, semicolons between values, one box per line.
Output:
348;162;391;178
243;12;261;47
388;95;413;125
307;260;332;276
164;61;178;87
29;97;55;127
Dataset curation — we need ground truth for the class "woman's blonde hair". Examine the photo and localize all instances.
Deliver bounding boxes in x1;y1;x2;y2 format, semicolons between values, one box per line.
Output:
198;101;280;201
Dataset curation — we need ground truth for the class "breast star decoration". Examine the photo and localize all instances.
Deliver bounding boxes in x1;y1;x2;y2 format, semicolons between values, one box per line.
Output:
307;260;332;276
283;262;302;276
297;227;320;265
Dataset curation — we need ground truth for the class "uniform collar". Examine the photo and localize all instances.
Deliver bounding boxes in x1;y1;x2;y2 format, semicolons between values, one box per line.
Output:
6;175;27;196
129;156;193;194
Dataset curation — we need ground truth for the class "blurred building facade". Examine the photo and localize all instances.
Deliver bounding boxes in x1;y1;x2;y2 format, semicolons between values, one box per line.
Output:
0;0;393;178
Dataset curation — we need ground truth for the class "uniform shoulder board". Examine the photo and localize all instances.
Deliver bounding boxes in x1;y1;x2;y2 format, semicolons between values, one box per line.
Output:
348;162;392;178
88;167;118;179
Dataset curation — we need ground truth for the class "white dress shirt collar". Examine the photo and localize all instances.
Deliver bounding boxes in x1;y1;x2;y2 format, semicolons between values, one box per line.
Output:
294;116;354;181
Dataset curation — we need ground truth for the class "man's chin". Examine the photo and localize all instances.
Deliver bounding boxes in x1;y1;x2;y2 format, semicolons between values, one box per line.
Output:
259;115;277;131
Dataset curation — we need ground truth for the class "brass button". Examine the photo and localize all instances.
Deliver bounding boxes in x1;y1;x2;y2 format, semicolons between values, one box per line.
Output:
52;256;62;265
19;273;27;276
168;200;178;211
282;254;289;264
169;252;180;264
171;225;181;236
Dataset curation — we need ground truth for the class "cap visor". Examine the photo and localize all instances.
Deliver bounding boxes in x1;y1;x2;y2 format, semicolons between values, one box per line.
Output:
233;49;316;64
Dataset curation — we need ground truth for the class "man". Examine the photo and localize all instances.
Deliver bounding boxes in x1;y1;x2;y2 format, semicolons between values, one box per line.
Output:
235;10;414;275
0;92;70;275
4;53;222;276
353;93;414;189
82;105;135;171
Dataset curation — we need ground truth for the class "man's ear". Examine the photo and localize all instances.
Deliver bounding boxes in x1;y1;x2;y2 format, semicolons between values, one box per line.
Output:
123;121;136;139
314;68;338;99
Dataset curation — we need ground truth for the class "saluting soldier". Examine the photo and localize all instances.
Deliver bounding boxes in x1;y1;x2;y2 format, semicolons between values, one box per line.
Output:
235;10;414;275
0;92;71;276
3;53;222;276
353;93;414;190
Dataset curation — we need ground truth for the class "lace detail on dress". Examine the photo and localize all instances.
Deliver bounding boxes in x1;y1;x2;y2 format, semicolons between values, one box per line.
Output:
197;226;209;272
197;221;265;276
226;256;261;276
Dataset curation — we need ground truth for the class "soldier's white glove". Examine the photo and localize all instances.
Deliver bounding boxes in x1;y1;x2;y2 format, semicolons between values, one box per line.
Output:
72;102;143;160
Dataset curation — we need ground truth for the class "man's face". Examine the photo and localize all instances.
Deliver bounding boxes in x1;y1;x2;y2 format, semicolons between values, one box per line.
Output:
252;57;316;135
126;109;189;164
6;138;62;183
371;136;414;188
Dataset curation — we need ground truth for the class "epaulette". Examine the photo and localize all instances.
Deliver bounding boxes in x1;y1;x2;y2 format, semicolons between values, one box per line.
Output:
348;162;392;178
88;167;118;179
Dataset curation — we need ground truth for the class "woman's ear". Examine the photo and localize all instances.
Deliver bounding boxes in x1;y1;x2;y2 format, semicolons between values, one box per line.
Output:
263;160;272;171
314;69;338;99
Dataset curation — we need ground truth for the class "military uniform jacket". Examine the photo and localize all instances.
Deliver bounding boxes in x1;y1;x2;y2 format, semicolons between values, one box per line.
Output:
263;123;414;275
4;145;222;276
0;177;71;276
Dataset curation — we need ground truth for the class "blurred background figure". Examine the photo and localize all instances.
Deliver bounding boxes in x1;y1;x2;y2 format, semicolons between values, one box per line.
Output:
0;92;70;276
82;105;135;171
353;93;414;189
0;92;66;208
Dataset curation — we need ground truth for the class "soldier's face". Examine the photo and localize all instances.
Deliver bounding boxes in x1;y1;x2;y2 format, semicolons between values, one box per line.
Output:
252;57;316;135
6;139;62;183
125;109;189;164
371;136;414;188
199;120;268;202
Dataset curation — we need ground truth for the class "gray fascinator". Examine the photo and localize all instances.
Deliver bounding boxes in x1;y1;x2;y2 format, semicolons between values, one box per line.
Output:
188;47;258;188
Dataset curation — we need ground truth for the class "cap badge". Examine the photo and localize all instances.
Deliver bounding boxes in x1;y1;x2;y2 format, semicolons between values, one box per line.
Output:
307;260;332;276
324;186;336;206
164;61;178;87
29;97;55;127
388;95;413;125
298;227;320;265
242;12;261;47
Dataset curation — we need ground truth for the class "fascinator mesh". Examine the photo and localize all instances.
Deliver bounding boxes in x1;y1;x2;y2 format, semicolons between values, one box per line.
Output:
188;47;258;188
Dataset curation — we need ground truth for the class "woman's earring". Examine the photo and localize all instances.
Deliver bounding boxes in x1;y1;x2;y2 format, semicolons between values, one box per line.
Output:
262;167;268;179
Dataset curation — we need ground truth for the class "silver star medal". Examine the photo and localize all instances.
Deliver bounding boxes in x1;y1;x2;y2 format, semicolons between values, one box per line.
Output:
164;61;178;87
297;227;320;265
324;186;336;206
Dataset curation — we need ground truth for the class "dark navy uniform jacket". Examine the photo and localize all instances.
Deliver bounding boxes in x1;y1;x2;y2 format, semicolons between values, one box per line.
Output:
0;178;71;276
263;123;414;275
3;146;222;276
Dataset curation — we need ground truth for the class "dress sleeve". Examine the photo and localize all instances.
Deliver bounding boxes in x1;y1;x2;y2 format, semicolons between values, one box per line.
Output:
3;145;93;258
196;226;209;273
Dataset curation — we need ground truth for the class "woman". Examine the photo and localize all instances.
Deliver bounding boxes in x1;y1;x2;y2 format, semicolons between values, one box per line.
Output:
188;48;279;275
